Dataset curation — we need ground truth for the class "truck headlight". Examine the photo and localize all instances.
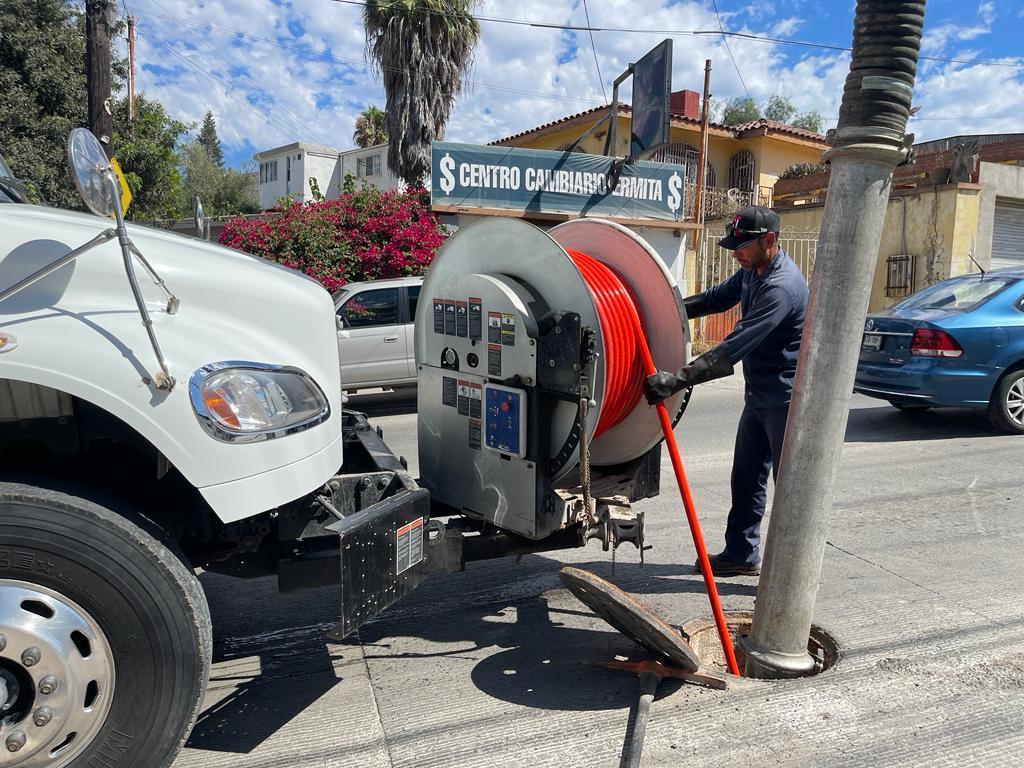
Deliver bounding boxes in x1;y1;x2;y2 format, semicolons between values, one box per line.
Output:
190;362;330;442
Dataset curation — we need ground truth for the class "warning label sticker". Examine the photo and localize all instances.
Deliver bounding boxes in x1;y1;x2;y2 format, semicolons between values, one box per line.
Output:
456;301;468;337
488;312;502;344
469;298;482;340
457;380;471;415
488;344;502;376
469;382;482;419
396;517;424;575
445;300;457;335
468;418;482;450
501;313;516;346
433;299;445;334
442;376;457;407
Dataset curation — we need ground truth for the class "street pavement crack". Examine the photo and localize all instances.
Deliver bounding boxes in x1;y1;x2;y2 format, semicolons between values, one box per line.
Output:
358;631;397;768
825;540;1003;626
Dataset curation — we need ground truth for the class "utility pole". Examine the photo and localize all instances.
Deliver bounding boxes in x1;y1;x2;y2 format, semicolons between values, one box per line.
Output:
691;59;712;252
740;0;927;679
128;16;136;130
85;0;116;158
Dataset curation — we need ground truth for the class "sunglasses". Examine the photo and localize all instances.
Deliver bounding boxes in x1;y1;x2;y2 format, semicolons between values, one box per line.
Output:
727;224;769;239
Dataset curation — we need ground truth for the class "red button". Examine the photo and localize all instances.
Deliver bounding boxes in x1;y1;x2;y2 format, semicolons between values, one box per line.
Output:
500;402;509;412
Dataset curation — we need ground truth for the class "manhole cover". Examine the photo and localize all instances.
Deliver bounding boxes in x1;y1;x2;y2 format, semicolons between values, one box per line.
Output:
559;567;700;672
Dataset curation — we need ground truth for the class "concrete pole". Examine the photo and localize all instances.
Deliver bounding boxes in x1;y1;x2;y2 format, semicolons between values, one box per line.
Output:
740;0;927;679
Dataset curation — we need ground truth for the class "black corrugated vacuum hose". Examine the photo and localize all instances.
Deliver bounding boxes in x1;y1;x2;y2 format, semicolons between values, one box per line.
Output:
836;0;926;143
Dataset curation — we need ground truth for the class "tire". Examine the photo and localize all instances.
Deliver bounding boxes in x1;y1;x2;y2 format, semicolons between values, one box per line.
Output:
888;401;932;413
0;481;211;768
988;368;1024;435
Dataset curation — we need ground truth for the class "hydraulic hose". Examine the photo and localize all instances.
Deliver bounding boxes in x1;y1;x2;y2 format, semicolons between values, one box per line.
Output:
570;248;741;676
836;0;926;144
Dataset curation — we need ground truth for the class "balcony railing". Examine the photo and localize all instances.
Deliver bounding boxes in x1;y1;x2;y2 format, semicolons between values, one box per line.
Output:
684;184;774;221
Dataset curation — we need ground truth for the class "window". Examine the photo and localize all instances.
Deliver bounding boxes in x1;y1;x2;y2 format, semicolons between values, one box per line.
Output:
897;276;1016;312
260;160;278;184
286;156;291;182
341;288;400;327
728;150;755;191
651;142;716;187
407;285;421;320
357;154;381;177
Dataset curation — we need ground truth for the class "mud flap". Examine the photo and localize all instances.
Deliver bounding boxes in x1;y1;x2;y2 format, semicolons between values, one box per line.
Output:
329;486;431;638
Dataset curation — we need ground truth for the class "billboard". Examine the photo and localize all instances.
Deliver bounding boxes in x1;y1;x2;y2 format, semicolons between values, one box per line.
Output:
629;39;673;160
431;142;687;223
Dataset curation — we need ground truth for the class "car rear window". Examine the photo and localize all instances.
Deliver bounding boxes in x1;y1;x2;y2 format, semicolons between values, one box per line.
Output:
896;275;1017;311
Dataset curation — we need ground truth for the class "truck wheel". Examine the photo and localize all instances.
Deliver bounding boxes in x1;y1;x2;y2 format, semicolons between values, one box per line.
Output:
988;369;1024;434
0;481;211;767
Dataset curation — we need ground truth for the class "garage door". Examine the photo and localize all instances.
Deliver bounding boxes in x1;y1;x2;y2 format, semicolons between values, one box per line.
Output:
992;199;1024;270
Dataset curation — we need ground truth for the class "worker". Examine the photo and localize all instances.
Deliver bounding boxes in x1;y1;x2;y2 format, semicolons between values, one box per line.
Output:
644;206;808;576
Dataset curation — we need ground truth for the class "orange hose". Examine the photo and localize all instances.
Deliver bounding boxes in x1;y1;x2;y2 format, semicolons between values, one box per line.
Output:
568;247;741;677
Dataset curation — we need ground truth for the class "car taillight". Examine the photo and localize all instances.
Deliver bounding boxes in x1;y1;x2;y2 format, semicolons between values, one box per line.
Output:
910;328;963;358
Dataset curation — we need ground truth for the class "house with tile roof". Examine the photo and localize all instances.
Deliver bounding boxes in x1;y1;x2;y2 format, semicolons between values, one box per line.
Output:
488;90;828;221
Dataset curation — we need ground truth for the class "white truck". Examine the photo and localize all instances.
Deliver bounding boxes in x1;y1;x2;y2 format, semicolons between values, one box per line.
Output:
0;130;690;767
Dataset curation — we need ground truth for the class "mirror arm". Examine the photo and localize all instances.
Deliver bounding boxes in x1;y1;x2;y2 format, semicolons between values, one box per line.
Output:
110;172;176;391
0;229;117;303
128;242;179;315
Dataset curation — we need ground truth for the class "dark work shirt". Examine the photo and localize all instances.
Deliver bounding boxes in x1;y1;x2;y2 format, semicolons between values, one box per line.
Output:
694;249;808;407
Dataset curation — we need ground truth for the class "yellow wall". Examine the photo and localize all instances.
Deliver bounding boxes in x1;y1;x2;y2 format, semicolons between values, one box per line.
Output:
502;116;821;192
767;185;982;312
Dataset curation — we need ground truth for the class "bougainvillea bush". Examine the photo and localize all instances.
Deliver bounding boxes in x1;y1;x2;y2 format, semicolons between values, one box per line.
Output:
218;185;445;293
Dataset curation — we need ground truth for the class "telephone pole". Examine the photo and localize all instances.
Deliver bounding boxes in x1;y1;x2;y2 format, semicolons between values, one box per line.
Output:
740;0;928;679
128;16;137;129
85;0;116;158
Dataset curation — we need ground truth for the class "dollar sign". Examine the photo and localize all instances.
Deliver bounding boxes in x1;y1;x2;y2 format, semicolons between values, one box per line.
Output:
667;172;683;214
439;153;456;195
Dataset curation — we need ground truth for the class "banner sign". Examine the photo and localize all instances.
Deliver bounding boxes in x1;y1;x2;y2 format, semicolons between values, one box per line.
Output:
431;142;687;223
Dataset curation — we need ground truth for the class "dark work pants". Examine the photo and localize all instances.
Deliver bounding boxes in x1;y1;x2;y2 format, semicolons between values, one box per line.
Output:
723;403;790;565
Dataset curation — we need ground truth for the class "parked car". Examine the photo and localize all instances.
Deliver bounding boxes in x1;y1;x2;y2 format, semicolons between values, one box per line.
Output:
335;276;422;392
854;268;1024;433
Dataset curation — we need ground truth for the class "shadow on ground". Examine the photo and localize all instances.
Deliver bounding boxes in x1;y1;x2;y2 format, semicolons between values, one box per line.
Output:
845;404;996;442
346;387;417;417
186;555;748;753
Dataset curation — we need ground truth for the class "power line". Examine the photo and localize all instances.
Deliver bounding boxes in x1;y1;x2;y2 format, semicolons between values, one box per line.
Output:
141;0;331;146
581;0;607;104
326;0;1024;71
711;0;750;101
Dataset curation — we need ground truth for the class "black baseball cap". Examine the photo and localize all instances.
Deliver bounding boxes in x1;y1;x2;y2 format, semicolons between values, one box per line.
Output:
717;206;780;250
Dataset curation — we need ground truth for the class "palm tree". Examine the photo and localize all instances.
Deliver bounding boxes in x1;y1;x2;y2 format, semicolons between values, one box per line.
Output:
363;0;480;187
353;105;389;148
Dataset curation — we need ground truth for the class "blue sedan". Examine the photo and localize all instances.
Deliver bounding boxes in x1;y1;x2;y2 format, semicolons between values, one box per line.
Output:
854;268;1024;434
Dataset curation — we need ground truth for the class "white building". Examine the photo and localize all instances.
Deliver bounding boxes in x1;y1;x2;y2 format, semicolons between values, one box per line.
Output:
254;141;404;210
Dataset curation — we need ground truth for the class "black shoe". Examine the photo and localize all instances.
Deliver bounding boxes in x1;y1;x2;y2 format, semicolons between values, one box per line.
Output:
694;551;761;577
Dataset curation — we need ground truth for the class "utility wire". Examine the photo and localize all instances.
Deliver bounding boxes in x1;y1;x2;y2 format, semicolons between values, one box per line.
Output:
133;23;319;147
326;0;1024;71
711;0;750;101
581;0;607;104
141;0;331;146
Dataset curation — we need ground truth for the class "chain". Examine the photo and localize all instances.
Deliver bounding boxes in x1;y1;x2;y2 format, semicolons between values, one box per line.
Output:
578;393;596;526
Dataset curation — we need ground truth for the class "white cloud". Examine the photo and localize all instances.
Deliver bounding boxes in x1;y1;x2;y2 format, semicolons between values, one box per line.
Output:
116;0;1024;166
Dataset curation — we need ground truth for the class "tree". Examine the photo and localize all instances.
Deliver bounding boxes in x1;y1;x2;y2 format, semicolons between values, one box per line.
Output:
792;110;824;134
1;0;93;209
111;94;189;220
198;110;224;167
180;141;259;217
353;105;389;148
719;97;761;126
363;0;481;186
764;94;796;124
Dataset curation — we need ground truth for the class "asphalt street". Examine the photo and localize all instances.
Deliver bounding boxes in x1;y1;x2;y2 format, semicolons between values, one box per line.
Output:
173;377;1024;767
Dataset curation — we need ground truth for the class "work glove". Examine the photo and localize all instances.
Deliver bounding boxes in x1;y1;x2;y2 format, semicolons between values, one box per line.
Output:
683;292;712;320
643;347;734;405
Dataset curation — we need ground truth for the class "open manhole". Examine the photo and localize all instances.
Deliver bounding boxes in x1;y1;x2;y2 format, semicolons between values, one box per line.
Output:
681;610;842;678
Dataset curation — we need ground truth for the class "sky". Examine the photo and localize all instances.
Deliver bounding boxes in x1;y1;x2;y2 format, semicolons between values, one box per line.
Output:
117;0;1024;169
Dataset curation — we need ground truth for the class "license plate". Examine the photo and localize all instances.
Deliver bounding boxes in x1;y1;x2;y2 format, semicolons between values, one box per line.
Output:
862;333;883;351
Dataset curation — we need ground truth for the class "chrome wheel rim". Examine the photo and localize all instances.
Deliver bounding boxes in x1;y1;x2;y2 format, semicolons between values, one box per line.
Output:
0;582;114;767
1007;378;1024;427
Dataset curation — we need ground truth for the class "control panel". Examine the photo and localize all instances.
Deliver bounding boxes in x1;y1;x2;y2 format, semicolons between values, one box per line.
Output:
483;384;527;457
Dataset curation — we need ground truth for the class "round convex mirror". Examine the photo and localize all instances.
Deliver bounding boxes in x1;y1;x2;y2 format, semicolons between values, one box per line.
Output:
193;196;204;236
68;128;116;217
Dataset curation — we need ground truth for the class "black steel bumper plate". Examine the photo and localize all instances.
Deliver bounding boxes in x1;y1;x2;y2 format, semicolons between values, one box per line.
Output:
332;487;430;638
559;566;700;672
